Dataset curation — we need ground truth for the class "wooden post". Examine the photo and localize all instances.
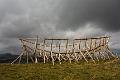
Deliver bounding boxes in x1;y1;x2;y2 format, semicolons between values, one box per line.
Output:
79;40;81;50
43;39;46;63
78;40;81;60
79;40;88;62
73;40;78;62
103;38;110;60
58;40;61;64
11;52;23;64
34;35;38;63
66;40;68;53
98;38;103;60
65;39;69;61
94;39;97;49
19;39;24;64
85;40;96;63
51;39;54;65
90;39;92;50
91;39;99;62
65;40;70;63
94;39;100;61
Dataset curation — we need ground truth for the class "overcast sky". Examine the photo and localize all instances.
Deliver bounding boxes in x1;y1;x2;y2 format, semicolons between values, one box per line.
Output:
0;0;120;54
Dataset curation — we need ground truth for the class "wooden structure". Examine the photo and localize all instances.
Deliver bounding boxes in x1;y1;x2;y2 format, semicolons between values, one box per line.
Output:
11;36;118;65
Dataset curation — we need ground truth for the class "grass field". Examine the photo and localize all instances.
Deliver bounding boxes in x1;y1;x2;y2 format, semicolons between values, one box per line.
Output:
0;59;120;80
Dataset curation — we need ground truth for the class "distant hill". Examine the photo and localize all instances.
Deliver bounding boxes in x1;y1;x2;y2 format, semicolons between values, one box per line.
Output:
112;49;120;55
0;53;18;63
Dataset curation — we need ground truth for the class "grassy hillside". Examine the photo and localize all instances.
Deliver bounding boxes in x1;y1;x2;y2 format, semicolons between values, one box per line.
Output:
0;59;120;80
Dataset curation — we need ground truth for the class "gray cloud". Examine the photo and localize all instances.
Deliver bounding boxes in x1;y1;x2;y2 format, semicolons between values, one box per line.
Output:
0;0;120;53
0;0;62;53
0;0;63;38
57;0;120;31
0;0;26;22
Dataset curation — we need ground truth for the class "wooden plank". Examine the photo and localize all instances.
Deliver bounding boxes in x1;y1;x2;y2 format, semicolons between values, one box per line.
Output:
45;38;69;40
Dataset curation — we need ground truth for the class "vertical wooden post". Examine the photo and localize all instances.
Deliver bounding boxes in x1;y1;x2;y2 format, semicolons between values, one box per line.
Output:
65;39;69;61
51;39;54;65
84;40;87;50
66;40;68;53
90;39;92;50
94;39;97;48
93;39;99;62
19;39;24;64
99;38;101;46
85;40;96;63
67;40;71;63
43;39;46;63
78;40;81;60
58;40;61;64
98;38;102;59
22;40;29;64
34;35;38;63
79;40;81;50
103;38;110;60
73;40;78;62
94;39;99;61
79;40;88;62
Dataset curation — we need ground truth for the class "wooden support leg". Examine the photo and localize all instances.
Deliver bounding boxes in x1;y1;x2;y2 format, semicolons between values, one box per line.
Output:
77;54;80;60
104;50;110;60
96;54;100;62
80;51;88;63
86;50;96;63
45;52;49;62
11;52;24;64
62;54;67;61
35;57;38;63
35;52;38;63
98;52;102;60
106;48;116;58
19;55;22;64
58;53;61;64
68;54;72;63
44;52;46;63
94;52;99;62
75;53;78;62
99;52;106;60
78;54;82;60
51;52;54;65
29;55;34;63
55;54;58;59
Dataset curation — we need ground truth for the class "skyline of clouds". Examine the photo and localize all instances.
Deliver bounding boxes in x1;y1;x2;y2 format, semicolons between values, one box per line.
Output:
0;0;120;53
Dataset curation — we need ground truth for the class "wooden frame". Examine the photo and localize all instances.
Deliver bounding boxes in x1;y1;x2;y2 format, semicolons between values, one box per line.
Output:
11;36;118;65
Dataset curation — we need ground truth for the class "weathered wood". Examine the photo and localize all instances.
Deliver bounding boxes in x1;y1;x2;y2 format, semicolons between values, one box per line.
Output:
34;35;39;63
11;36;117;65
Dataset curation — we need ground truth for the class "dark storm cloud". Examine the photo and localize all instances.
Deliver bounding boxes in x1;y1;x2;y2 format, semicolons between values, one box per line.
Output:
0;0;26;22
0;0;120;53
0;0;59;38
58;0;120;31
0;0;61;52
1;18;40;38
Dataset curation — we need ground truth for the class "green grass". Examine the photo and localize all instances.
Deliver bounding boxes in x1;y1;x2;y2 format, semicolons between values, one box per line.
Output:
0;59;120;80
